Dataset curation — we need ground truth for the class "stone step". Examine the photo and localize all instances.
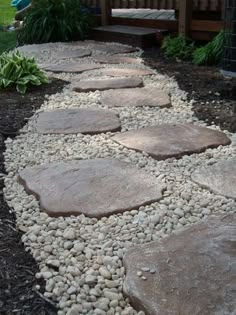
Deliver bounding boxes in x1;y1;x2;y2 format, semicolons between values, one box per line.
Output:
18;159;164;218
92;25;162;48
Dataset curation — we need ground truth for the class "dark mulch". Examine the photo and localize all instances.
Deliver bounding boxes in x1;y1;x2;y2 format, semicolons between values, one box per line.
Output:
142;48;236;133
0;79;67;315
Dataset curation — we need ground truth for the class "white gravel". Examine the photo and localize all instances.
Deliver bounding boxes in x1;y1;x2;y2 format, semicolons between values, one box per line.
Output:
4;41;236;315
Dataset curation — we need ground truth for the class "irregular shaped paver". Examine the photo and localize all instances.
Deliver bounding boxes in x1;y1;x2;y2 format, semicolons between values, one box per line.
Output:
101;87;171;108
42;63;103;73
93;56;142;64
56;49;92;59
18;159;163;218
123;214;236;315
99;68;155;77
73;77;143;92
31;109;121;135
92;43;139;54
112;124;231;160
192;159;236;199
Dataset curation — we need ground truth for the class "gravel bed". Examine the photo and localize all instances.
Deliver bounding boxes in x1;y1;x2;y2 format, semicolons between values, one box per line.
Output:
4;41;236;315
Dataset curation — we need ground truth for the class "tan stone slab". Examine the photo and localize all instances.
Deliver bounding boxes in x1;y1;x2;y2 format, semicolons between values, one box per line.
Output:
56;49;92;59
101;87;171;108
42;63;103;73
93;56;142;64
32;109;121;135
124;214;236;315
192;159;236;199
18;159;163;218
112;124;231;160
73;77;143;92
99;68;155;77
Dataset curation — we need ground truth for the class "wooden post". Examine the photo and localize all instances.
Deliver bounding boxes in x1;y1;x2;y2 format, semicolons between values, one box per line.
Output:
178;0;193;37
101;0;112;26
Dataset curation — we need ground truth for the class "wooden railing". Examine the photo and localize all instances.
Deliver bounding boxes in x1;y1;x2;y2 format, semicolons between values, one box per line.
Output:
81;0;223;11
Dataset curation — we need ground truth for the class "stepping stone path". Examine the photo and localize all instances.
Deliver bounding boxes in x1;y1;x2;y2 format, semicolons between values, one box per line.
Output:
101;87;171;108
93;56;142;64
123;214;236;315
192;159;236;199
42;63;103;73
31;109;121;135
18;159;164;218
73;77;143;92
98;68;155;77
56;49;92;59
112;124;231;160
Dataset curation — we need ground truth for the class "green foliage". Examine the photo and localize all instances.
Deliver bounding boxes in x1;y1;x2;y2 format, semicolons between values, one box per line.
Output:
193;30;224;65
0;51;49;93
0;30;17;54
20;0;93;44
161;35;195;61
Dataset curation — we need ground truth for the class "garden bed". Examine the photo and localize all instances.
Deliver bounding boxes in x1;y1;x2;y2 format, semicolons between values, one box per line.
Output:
0;78;66;315
142;48;236;133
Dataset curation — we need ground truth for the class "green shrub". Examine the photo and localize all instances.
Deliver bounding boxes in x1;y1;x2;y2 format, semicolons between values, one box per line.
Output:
161;35;195;61
20;0;93;44
193;30;224;65
0;51;49;93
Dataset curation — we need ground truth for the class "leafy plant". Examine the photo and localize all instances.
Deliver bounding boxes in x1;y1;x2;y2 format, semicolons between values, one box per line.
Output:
0;51;49;93
161;35;195;61
20;0;93;44
193;30;225;65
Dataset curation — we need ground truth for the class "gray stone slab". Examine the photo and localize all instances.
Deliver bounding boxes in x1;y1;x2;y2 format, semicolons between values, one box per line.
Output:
42;63;103;73
56;49;92;59
124;214;236;315
99;68;155;77
192;159;236;199
101;87;171;108
73;77;144;92
18;159;163;218
112;124;231;160
31;109;121;135
93;56;142;64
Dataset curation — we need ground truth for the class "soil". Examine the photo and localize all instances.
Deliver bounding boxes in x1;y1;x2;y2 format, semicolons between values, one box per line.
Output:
142;48;236;133
0;79;67;315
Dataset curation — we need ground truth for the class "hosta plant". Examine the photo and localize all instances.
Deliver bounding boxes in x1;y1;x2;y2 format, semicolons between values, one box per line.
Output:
0;51;48;93
161;35;195;61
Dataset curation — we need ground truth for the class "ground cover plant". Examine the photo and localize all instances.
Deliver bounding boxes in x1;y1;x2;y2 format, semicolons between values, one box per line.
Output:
161;31;225;66
0;51;49;93
20;0;93;44
0;0;17;53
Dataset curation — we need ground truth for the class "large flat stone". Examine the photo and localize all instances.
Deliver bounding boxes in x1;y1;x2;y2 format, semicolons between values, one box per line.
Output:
93;56;142;64
31;109;121;135
73;77;143;92
56;49;92;59
42;63;103;73
101;87;171;108
99;68;155;77
112;124;231;160
123;214;236;315
192;159;236;199
18;159;163;218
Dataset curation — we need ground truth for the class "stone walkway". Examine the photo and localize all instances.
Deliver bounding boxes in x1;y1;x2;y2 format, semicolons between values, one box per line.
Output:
3;41;236;315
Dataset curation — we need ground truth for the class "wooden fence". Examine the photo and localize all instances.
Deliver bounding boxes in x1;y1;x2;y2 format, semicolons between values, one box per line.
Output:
81;0;224;11
81;0;224;40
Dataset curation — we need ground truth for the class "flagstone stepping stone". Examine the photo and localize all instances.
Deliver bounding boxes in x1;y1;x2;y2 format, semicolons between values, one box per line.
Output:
92;43;139;54
123;214;236;315
18;159;164;218
56;49;92;59
31;109;121;135
98;68;155;77
192;159;236;199
42;63;103;73
93;56;142;64
73;77;143;92
112;124;231;160
101;87;171;108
